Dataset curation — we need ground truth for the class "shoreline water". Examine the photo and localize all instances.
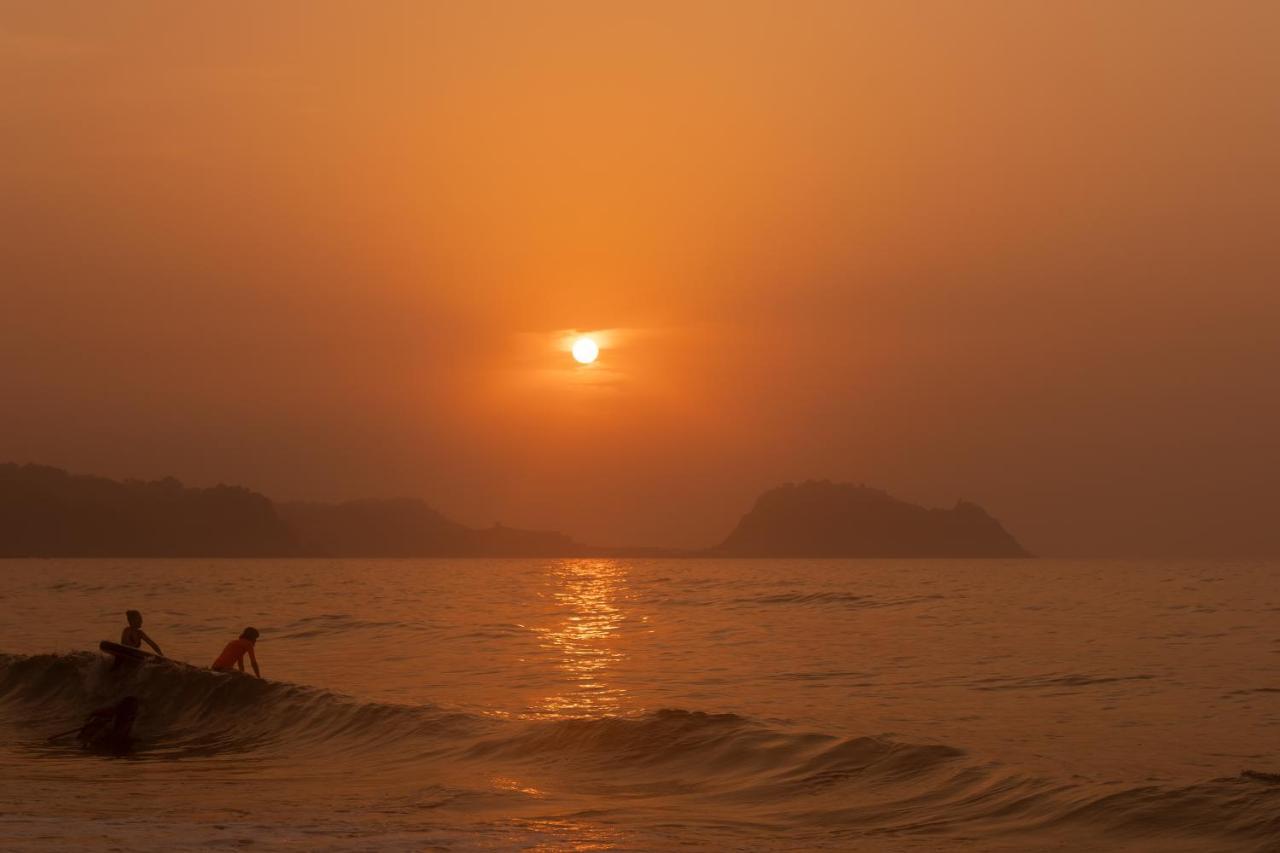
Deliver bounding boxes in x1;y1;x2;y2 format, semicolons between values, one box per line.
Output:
2;558;1277;850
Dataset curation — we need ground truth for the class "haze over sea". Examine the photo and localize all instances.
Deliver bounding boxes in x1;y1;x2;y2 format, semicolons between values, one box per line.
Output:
1;558;1277;851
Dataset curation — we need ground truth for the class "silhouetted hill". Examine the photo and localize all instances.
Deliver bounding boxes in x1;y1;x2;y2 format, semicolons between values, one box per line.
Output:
0;464;583;557
0;463;294;556
278;499;579;557
277;499;471;557
714;480;1030;557
1;465;1027;558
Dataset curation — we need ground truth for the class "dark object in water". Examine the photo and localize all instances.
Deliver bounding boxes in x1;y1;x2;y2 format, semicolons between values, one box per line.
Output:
46;725;85;742
77;696;138;754
100;640;153;663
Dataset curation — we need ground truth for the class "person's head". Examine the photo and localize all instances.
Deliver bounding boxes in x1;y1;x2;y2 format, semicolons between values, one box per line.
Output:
240;627;260;643
126;610;142;628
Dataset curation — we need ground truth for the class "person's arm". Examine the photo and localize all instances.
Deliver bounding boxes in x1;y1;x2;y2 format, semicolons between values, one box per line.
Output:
139;629;163;656
236;655;245;672
247;645;260;678
76;709;105;739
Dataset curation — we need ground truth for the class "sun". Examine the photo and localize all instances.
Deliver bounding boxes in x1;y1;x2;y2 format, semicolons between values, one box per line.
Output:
571;336;599;364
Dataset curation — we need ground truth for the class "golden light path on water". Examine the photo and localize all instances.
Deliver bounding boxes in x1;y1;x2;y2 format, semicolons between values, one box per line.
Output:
533;559;632;719
490;560;634;848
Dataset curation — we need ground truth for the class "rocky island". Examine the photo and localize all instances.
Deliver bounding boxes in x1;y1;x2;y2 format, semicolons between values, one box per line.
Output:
713;480;1030;557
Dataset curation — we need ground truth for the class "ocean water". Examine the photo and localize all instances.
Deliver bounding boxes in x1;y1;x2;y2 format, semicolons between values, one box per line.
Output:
0;558;1277;851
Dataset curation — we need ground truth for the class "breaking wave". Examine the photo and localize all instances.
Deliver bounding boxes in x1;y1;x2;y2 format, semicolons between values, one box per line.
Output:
2;652;1277;848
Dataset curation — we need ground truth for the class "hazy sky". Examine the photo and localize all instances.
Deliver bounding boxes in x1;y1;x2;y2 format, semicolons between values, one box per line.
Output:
3;2;1278;555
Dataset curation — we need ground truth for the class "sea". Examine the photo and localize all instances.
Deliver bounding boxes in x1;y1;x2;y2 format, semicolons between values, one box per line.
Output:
0;558;1277;851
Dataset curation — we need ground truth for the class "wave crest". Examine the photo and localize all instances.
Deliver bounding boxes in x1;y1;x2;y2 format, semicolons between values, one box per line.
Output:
3;652;1278;845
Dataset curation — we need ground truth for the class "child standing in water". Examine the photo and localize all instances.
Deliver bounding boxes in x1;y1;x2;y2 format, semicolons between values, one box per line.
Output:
121;610;163;655
212;627;261;678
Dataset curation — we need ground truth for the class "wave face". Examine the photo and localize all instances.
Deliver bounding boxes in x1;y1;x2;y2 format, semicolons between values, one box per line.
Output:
3;651;1278;850
0;652;489;759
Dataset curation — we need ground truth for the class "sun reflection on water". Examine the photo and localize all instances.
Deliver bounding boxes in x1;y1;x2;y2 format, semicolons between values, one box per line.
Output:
532;559;631;719
518;818;622;851
490;775;545;798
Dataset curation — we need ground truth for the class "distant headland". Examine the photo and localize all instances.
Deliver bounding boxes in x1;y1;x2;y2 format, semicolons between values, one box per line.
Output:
0;464;572;558
0;464;1029;558
712;480;1029;558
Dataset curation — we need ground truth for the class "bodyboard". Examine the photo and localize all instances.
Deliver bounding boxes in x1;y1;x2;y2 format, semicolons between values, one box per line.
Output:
98;640;153;662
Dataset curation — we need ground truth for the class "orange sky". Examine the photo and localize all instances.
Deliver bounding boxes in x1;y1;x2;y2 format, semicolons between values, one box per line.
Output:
2;2;1279;554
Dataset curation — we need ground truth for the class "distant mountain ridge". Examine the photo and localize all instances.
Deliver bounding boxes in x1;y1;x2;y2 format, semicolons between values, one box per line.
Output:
276;498;576;557
0;464;1029;558
714;480;1029;557
0;464;578;557
0;464;293;557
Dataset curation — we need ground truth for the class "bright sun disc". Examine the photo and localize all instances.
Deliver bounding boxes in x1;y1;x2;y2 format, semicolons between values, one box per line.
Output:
571;337;599;364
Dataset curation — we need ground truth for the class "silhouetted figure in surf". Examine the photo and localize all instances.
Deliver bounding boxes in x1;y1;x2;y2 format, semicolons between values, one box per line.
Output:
77;696;138;754
109;609;163;671
121;610;163;655
212;627;261;678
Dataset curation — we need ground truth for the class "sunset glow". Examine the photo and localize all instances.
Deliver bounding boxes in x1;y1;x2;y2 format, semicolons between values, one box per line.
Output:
2;4;1279;851
3;3;1276;554
571;337;599;365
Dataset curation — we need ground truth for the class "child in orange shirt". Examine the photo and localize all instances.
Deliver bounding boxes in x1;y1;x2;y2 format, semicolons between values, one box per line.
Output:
212;627;261;677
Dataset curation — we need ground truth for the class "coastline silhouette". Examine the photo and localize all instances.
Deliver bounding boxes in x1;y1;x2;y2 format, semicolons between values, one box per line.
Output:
0;463;1028;558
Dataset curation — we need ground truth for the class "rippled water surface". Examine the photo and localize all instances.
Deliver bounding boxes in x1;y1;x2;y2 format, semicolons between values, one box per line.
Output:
1;558;1277;851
